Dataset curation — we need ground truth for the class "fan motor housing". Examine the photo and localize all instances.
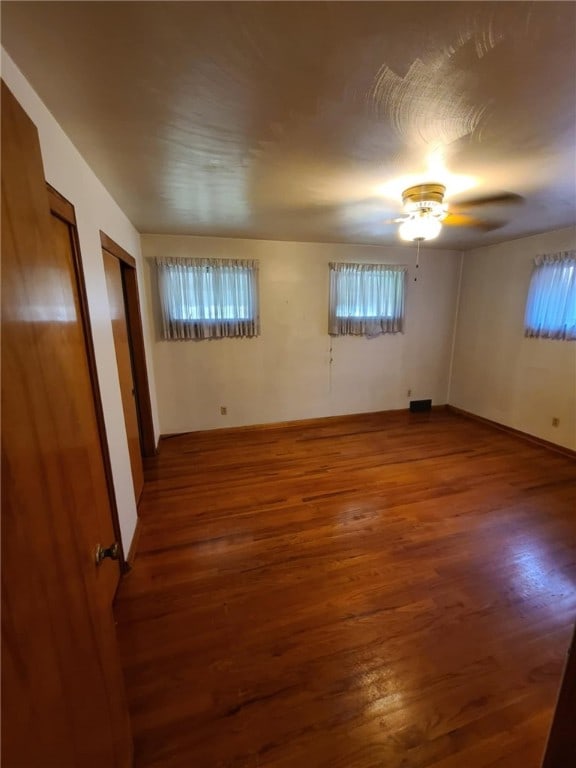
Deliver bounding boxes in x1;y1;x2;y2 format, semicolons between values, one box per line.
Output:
402;183;446;215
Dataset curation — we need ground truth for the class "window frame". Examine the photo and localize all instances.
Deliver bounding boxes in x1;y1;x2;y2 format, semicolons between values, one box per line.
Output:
156;257;260;340
524;252;576;341
328;262;407;337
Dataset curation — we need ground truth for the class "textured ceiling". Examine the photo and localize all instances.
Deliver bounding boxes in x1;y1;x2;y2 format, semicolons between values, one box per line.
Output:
2;1;576;249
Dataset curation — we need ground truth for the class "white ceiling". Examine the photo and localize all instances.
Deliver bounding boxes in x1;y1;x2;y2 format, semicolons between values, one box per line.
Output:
2;1;576;249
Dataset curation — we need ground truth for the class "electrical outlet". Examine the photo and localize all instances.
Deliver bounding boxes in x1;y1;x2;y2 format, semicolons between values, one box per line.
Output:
552;417;560;427
407;389;412;398
220;406;227;416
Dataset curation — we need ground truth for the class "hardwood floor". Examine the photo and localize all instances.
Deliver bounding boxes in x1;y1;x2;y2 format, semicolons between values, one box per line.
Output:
115;409;576;768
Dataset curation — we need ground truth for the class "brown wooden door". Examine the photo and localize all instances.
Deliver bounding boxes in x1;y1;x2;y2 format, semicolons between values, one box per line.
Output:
1;81;132;767
103;250;145;502
542;623;576;767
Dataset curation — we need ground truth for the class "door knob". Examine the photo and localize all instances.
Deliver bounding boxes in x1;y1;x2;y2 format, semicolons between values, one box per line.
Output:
95;542;120;566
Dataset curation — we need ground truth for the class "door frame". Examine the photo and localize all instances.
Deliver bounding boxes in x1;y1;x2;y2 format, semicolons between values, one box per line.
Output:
100;231;156;459
542;621;576;766
47;184;128;572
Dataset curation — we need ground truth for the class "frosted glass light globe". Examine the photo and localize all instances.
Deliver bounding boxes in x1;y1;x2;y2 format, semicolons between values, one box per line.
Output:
399;215;442;242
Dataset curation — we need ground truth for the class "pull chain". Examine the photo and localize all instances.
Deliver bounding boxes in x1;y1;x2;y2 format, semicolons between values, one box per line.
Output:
414;239;421;281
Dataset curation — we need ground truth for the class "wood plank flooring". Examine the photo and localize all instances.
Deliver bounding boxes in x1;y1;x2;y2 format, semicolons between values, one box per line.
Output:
115;409;576;768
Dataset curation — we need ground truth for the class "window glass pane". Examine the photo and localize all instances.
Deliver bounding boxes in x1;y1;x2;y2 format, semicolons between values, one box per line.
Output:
524;258;576;340
156;258;259;340
329;263;406;336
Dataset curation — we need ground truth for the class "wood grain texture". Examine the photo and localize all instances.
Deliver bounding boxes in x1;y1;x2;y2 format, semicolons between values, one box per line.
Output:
101;230;136;267
101;231;156;458
542;623;576;767
103;248;145;502
160;405;448;441
121;264;157;458
115;409;576;768
46;181;76;224
47;184;128;571
446;405;576;460
2;80;131;767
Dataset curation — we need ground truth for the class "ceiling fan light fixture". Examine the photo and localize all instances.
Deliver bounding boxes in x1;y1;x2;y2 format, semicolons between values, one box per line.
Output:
404;199;446;217
399;214;442;242
397;183;447;241
402;183;446;211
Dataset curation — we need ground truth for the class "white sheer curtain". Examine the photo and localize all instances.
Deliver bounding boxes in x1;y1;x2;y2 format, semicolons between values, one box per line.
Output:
524;251;576;340
329;262;406;336
156;257;260;340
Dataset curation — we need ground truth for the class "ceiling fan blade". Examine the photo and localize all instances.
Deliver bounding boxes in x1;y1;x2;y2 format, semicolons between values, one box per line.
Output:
444;213;504;231
451;192;524;212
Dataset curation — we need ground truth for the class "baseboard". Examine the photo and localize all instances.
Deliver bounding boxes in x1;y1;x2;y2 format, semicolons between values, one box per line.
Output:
124;517;142;572
160;404;448;442
446;405;576;460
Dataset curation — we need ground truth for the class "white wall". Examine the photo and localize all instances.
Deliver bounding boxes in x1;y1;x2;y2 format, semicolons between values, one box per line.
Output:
142;235;461;434
2;50;160;552
449;227;576;450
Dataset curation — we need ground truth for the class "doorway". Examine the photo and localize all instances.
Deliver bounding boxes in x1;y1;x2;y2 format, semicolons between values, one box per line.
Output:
101;234;156;505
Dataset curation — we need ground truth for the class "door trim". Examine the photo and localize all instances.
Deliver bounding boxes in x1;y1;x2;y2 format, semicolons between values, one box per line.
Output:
101;230;136;268
47;184;128;573
100;231;156;458
542;621;576;766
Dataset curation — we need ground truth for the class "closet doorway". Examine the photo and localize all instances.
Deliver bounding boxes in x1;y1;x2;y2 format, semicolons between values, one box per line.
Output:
102;233;155;504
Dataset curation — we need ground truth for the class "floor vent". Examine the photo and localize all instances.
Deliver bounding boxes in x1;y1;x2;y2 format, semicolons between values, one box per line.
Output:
409;399;432;413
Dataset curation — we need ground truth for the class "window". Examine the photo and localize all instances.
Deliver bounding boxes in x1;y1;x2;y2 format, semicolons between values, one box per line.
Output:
524;251;576;340
156;257;259;340
329;262;406;336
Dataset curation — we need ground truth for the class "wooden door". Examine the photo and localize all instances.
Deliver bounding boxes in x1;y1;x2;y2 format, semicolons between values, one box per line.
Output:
47;186;128;572
1;81;132;767
542;623;576;766
103;250;145;502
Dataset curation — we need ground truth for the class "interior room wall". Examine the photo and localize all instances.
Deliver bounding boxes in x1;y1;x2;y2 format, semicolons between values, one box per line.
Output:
2;49;160;552
141;234;461;434
449;226;576;451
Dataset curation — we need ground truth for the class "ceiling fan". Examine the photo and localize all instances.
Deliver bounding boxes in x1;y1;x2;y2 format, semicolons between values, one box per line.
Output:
394;183;524;242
